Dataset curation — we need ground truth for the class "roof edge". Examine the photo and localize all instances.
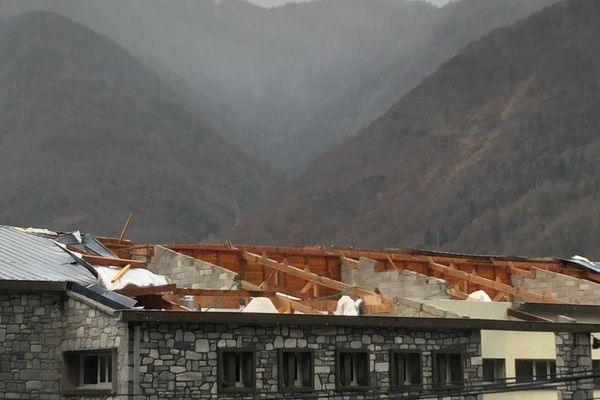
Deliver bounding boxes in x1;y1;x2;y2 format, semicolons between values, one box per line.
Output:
119;310;600;333
0;280;68;292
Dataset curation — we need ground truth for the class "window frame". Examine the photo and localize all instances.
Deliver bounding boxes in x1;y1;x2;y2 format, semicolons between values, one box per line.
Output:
482;358;506;384
278;349;315;392
593;359;600;389
217;348;257;393
335;348;370;392
389;350;423;392
62;349;117;396
515;359;556;383
432;351;464;389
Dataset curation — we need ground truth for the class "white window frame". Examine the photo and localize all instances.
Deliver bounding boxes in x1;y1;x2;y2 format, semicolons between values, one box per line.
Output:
78;353;113;389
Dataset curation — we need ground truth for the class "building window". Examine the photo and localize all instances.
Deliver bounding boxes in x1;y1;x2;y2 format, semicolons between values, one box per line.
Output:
515;359;556;383
278;350;314;391
433;352;463;388
593;360;600;388
390;351;422;390
482;358;506;383
62;350;116;394
218;350;255;392
336;350;369;390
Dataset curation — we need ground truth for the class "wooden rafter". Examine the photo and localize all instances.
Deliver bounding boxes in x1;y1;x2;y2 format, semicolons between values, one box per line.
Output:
273;294;322;315
82;254;145;267
428;260;560;303
242;250;393;303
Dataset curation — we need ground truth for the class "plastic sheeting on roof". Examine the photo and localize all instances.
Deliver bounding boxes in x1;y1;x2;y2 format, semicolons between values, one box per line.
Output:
95;266;169;291
0;225;97;285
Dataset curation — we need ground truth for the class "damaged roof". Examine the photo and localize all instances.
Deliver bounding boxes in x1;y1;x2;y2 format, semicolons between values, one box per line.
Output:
0;225;97;285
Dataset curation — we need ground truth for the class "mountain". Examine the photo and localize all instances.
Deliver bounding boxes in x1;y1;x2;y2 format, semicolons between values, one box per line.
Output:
230;0;600;258
0;11;277;242
0;0;557;174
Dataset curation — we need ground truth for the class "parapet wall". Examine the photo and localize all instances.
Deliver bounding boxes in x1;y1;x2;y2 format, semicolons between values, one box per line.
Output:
342;257;450;300
512;268;600;304
147;245;238;290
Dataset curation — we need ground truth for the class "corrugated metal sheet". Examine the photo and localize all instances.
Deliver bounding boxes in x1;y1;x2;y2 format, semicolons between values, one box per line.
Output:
0;225;97;285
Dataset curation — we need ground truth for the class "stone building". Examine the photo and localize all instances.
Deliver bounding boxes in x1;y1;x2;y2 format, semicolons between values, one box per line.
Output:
1;227;600;399
1;279;598;400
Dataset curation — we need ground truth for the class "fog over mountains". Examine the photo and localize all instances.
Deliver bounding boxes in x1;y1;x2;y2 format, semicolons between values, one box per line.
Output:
2;0;592;258
1;0;556;173
232;0;600;258
0;10;276;242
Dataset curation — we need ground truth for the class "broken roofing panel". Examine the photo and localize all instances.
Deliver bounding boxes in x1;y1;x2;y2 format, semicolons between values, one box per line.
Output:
0;225;97;285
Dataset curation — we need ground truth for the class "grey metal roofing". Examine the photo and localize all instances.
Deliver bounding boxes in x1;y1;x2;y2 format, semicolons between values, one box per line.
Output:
559;256;600;274
0;225;97;285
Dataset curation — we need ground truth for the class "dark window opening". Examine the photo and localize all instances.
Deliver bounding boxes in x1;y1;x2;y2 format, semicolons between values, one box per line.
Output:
515;359;556;383
390;352;421;390
433;352;463;387
336;350;369;390
219;350;255;392
279;350;314;391
593;360;600;388
482;359;506;383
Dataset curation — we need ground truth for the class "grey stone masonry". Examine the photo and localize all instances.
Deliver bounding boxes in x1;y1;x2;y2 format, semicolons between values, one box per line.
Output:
512;268;600;304
135;321;482;399
555;332;593;400
0;291;127;400
147;245;238;290
0;292;63;400
62;292;130;398
342;257;450;300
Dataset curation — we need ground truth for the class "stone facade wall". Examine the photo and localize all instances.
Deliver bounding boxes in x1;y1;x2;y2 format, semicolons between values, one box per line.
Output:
0;290;127;400
148;245;238;290
135;321;482;399
62;292;129;399
555;332;593;400
0;292;63;400
342;258;450;300
512;268;600;304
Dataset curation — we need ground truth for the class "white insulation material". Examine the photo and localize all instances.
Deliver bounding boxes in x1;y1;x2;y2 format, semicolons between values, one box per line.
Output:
95;266;169;291
334;295;359;316
466;290;492;302
242;297;279;313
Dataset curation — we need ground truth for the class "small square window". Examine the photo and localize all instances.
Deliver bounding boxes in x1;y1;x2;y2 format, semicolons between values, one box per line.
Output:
279;350;314;391
433;352;463;388
390;351;422;390
482;358;505;383
336;350;369;391
218;350;255;392
62;350;116;395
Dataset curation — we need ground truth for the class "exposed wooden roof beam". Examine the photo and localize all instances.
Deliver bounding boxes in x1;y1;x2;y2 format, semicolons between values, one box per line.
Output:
242;250;393;304
82;254;145;267
428;260;560;303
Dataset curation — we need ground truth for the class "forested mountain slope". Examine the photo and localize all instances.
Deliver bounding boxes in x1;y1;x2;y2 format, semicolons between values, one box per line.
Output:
0;11;276;242
0;0;557;173
231;0;600;258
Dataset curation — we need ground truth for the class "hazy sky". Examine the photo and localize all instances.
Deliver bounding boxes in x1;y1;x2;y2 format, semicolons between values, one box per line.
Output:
248;0;451;8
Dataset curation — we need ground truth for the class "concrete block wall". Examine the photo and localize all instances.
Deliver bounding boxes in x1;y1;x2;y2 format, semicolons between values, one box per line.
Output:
147;245;238;290
512;268;600;304
342;257;450;300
